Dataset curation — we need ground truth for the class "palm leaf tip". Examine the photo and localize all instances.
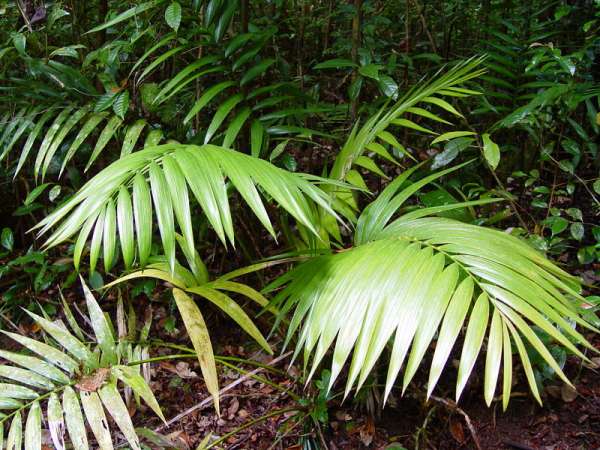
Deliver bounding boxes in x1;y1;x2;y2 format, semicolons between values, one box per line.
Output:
275;217;595;406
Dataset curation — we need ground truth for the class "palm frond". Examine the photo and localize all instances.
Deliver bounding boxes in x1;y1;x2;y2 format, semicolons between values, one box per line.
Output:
0;278;164;450
273;169;596;409
34;144;342;272
104;256;282;411
0;103;164;180
328;57;486;204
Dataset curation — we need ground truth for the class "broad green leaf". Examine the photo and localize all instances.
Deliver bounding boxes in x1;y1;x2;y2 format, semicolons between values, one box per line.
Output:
103;200;117;271
99;383;141;450
40;107;89;180
431;276;473;398
48;393;65;450
121;120;146;157
144;129;163;147
422;96;464;117
484;309;503;406
129;32;176;76
223;107;251;148
117;187;135;268
111;366;165;422
1;331;78;374
250;120;264;158
24;311;92;362
81;277;116;359
86;115;123;171
313;58;357;69
23;184;51;206
34;107;73;180
133;173;153;266
240;59;275;86
1;227;14;251
164;2;182;31
184;81;236;124
378;75;399;98
358;63;382;80
148;161;176;272
86;0;164;33
60;113;108;176
456;293;489;401
204;94;244;143
187;286;272;353
24;401;41;450
0;384;37;400
482;133;500;169
6;411;22;450
0;365;54;390
80;392;113;450
112;91;130;119
14;109;55;176
89;206;105;274
0;350;69;384
431;131;476;145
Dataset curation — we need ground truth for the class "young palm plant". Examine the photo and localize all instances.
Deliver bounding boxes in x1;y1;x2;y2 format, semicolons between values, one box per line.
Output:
32;58;597;413
0;278;164;450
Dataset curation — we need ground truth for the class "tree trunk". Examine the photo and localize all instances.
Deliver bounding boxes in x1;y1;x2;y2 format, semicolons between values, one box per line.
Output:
240;0;249;33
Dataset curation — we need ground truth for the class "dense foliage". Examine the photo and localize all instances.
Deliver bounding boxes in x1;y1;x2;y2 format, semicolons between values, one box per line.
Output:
0;0;599;448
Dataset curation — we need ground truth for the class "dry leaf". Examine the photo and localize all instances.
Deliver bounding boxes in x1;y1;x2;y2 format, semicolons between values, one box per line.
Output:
449;419;465;443
76;368;110;392
359;417;375;446
561;384;578;403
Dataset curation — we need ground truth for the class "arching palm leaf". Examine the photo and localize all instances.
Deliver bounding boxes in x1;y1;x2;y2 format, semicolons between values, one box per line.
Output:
329;57;486;210
0;104;161;180
34;144;342;272
272;167;597;409
103;255;288;412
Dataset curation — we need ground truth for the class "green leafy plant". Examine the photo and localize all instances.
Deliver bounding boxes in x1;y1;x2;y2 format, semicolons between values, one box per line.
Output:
0;278;164;449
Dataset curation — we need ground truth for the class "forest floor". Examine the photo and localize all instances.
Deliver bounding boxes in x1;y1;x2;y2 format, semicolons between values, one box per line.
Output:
117;318;600;450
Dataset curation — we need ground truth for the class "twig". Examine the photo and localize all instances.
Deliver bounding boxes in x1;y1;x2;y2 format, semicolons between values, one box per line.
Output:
15;0;33;32
154;351;292;432
430;395;482;450
204;407;299;449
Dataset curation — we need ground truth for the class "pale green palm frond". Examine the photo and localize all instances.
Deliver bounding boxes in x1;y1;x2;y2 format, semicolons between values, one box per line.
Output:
0;104;161;180
329;56;486;205
0;278;164;450
273;170;596;410
34;144;343;273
